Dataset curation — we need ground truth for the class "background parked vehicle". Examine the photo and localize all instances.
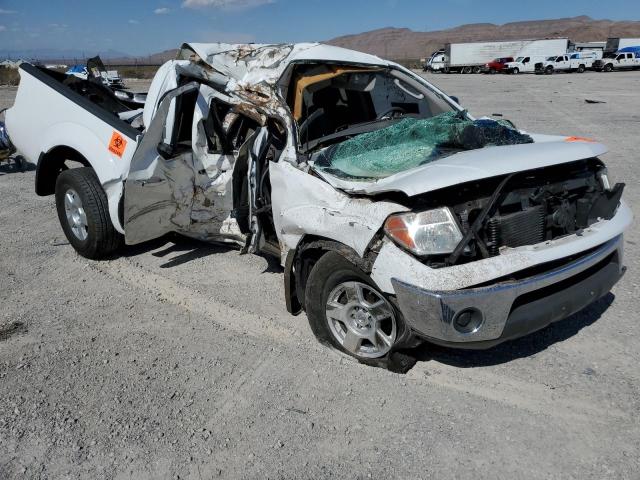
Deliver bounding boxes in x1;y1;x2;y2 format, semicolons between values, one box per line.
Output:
444;40;534;73
443;38;568;74
594;51;640;71
424;50;446;72
605;37;640;54
535;51;600;74
484;57;513;73
504;55;547;73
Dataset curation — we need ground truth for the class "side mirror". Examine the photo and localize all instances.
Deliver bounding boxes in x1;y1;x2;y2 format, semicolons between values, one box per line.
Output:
450;96;460;105
157;142;175;160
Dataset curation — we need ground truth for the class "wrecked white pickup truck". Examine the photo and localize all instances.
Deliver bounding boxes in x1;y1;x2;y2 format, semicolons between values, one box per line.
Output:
4;43;631;370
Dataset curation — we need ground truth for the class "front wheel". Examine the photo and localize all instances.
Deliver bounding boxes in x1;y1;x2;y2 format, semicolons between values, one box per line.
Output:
545;66;554;75
512;67;520;74
55;167;122;259
604;64;613;72
304;252;412;369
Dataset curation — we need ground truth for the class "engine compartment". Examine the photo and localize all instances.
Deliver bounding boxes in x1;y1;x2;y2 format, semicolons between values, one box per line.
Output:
405;158;624;267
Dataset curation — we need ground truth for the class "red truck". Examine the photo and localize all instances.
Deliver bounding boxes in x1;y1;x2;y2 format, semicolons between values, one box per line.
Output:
485;57;514;73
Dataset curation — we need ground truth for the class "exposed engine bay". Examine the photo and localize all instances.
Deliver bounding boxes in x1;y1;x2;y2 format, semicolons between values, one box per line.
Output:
403;159;625;267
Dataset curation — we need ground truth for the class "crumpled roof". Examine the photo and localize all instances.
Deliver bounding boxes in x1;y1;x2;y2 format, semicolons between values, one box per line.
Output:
178;42;391;87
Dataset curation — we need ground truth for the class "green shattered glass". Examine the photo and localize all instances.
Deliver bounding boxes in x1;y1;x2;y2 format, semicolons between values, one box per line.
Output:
314;111;533;180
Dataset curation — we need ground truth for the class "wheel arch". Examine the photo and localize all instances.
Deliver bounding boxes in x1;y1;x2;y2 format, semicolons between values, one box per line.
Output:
35;145;91;196
283;234;383;316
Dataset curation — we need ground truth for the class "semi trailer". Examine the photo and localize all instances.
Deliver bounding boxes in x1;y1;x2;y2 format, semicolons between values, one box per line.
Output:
444;38;569;73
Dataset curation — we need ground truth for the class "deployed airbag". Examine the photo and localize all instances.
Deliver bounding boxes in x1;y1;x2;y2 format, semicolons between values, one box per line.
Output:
314;111;533;180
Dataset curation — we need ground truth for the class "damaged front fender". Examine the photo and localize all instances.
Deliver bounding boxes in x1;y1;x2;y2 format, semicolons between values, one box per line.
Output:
269;160;408;262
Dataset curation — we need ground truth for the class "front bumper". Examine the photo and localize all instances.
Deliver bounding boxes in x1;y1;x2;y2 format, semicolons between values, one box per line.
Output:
392;235;625;349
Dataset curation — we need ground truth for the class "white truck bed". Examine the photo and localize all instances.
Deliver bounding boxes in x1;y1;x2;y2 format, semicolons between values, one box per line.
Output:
6;63;141;230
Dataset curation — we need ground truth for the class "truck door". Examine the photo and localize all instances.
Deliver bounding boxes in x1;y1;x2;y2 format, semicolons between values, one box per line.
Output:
124;82;199;245
124;81;240;245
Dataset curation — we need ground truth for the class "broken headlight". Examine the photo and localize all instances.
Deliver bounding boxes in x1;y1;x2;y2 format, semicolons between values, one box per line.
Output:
384;208;463;256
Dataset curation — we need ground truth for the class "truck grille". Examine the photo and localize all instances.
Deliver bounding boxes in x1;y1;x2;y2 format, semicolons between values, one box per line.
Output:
486;206;545;256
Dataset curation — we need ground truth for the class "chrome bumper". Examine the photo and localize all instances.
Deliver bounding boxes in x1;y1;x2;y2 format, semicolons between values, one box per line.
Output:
391;235;625;348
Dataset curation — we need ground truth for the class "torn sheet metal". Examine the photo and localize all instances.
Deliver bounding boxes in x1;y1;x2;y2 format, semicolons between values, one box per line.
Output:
179;43;391;89
269;160;408;261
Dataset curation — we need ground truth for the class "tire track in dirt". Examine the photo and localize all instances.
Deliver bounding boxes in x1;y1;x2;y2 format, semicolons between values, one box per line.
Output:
88;256;318;351
411;364;626;424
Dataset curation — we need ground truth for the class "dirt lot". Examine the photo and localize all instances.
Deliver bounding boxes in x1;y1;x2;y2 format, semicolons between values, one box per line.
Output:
1;71;639;479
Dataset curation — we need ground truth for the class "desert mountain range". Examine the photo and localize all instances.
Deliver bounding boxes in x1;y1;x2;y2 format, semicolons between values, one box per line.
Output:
326;16;640;59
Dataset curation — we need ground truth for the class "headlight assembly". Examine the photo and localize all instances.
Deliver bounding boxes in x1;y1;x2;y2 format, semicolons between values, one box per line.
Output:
384;207;463;256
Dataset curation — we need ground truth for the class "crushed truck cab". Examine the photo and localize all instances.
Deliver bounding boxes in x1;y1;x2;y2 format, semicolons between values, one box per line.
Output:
4;42;631;370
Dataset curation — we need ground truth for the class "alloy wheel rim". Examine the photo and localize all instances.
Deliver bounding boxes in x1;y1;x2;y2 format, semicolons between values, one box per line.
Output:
64;189;88;241
325;281;397;358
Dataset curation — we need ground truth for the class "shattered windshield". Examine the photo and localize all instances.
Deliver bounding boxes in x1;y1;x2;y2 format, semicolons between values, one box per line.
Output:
289;66;456;150
311;111;533;181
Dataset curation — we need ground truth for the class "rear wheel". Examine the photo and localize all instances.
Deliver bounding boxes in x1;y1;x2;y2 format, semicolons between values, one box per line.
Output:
472;66;482;74
577;64;586;73
55;167;122;259
304;252;413;370
462;66;472;74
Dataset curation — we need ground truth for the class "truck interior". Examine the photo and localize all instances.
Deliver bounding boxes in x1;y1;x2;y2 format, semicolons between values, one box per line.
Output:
283;64;454;151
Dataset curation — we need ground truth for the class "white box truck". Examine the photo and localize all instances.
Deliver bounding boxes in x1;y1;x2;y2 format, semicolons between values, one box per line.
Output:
605;38;640;53
444;39;568;74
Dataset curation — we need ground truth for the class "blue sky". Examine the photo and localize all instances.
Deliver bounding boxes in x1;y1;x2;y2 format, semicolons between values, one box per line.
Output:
0;0;637;56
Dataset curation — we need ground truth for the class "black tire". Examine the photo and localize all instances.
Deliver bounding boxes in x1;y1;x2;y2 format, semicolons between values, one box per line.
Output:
473;66;482;74
545;66;554;75
577;64;586;73
512;67;519;74
604;64;613;72
304;251;415;371
55;167;122;259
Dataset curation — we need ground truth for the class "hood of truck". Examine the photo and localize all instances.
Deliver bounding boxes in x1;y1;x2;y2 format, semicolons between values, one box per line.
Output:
312;135;607;197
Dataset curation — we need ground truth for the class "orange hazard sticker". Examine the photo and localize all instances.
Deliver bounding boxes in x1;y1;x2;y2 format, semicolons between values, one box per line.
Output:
565;136;596;143
108;131;127;158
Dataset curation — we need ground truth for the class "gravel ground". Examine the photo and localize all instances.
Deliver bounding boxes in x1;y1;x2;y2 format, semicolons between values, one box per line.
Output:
1;72;639;479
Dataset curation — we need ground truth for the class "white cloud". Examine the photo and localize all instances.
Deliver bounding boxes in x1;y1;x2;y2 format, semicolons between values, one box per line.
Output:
128;19;140;24
182;0;274;10
0;9;17;14
0;25;6;32
154;7;170;14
